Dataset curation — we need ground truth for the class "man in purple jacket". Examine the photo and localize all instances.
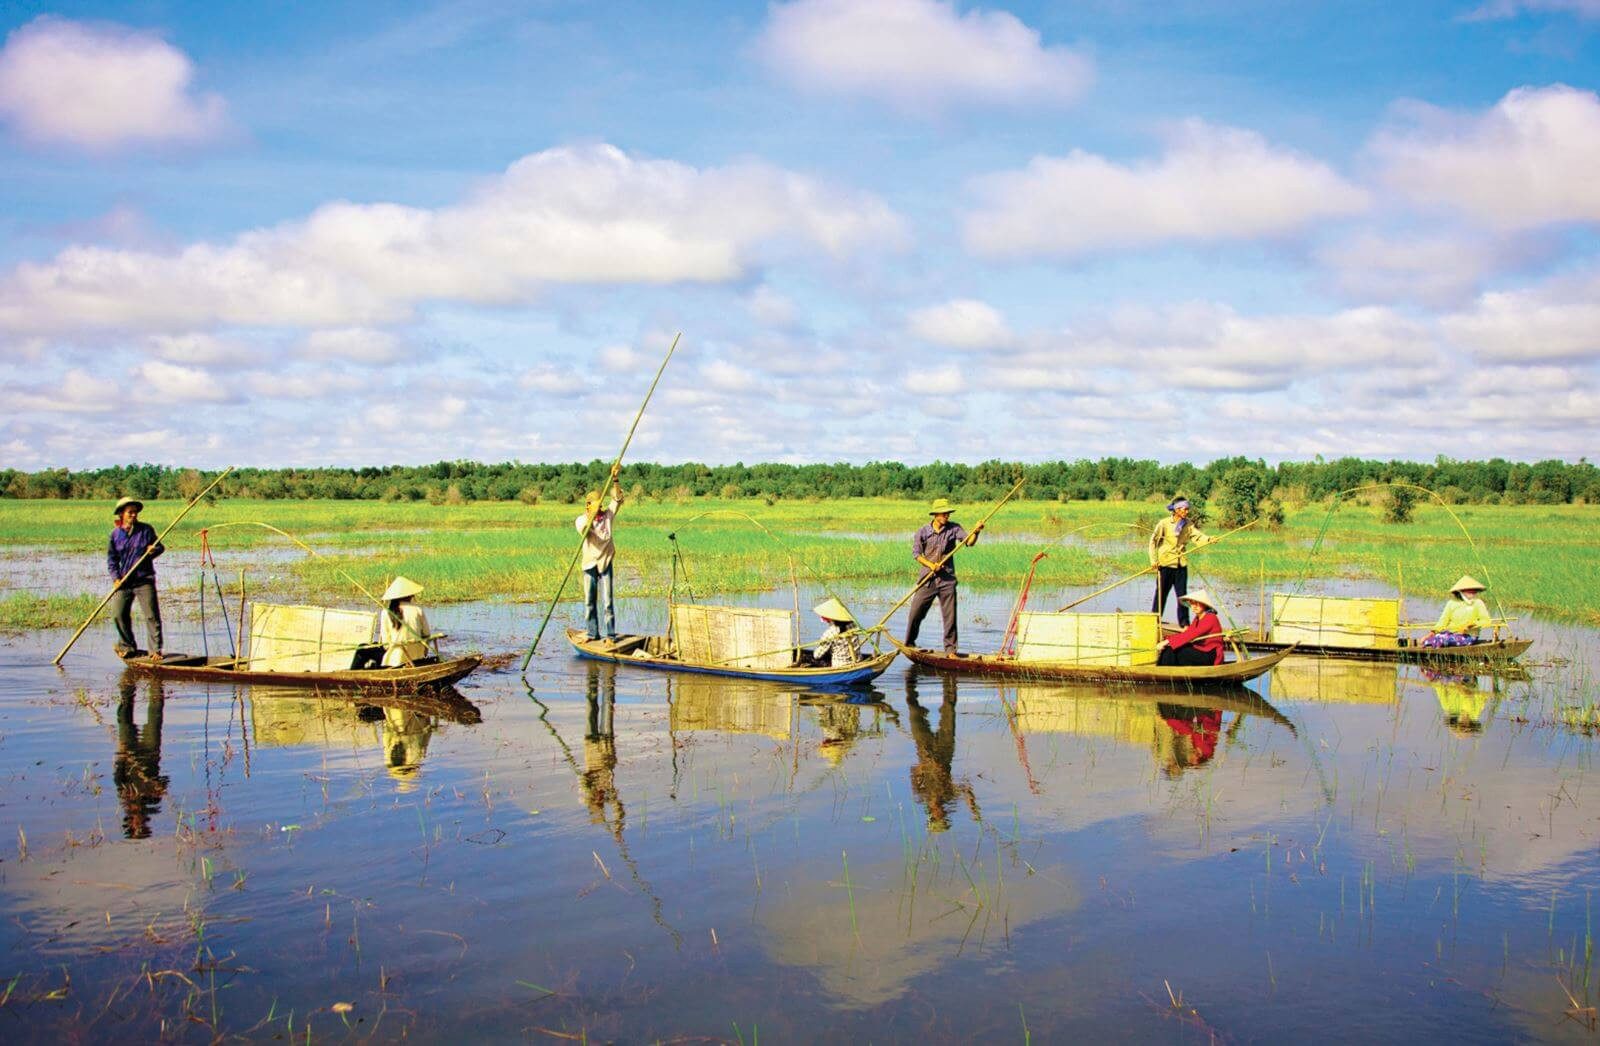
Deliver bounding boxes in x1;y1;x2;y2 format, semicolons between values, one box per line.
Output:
107;497;164;659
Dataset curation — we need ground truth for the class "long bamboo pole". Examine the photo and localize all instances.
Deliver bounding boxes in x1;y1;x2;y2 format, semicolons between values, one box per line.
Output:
54;467;235;665
522;333;681;671
1054;517;1259;613
869;475;1026;634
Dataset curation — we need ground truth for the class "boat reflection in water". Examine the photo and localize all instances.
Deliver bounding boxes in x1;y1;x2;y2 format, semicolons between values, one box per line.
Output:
114;676;170;839
241;682;481;791
1422;669;1500;736
1270;658;1400;705
995;673;1297;779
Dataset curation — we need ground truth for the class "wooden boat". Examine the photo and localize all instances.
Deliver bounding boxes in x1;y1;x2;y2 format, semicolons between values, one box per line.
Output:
1164;627;1533;665
568;629;896;688
888;637;1293;687
120;652;481;691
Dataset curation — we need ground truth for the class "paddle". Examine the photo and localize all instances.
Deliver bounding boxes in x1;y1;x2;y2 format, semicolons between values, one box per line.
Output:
54;467;235;665
521;333;681;673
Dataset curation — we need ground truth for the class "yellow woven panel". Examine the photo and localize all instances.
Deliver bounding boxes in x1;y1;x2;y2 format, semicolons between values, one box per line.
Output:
669;603;795;670
249;697;379;747
1011;688;1158;741
1270;594;1400;650
248;603;377;672
1014;611;1159;666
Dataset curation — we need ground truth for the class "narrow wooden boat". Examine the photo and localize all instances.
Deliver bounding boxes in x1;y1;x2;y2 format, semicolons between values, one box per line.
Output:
1165;628;1533;665
888;636;1293;687
120;652;482;691
568;629;896;688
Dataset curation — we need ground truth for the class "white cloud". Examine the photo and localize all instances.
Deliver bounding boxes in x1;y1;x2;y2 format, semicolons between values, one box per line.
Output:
907;298;1015;350
965;120;1368;259
1372;85;1600;230
147;332;257;365
746;284;798;327
1312;230;1546;307
246;369;364;400
1464;0;1600;19
0;144;905;335
519;364;584;393
1442;272;1600;361
598;343;648;372
3;368;121;414
903;362;964;395
757;0;1092;113
303;327;400;363
0;17;226;150
703;359;759;391
134;360;231;402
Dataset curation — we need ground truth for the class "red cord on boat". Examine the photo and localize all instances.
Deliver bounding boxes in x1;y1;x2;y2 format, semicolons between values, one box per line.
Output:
1001;551;1049;658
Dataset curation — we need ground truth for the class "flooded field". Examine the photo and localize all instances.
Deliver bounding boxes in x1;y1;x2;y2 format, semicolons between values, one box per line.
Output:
1;578;1597;1041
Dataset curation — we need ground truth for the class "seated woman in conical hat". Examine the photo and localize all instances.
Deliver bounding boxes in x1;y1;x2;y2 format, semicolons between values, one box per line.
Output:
1422;576;1492;648
802;597;862;667
379;576;433;667
1154;590;1226;667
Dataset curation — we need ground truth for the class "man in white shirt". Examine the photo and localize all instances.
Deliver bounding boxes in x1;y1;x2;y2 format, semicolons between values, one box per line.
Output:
576;481;623;640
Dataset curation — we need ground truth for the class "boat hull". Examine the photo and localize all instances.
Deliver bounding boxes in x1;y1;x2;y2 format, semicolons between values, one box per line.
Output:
889;637;1293;687
1172;630;1532;665
121;653;482;691
567;630;895;688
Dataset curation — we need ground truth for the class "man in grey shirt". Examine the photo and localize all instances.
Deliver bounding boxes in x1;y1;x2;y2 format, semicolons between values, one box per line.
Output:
903;498;983;654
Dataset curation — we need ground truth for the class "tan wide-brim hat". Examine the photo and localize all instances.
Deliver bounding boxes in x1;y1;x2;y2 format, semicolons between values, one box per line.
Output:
928;498;955;515
382;576;424;602
813;597;855;623
1450;574;1487;595
112;496;144;517
1180;589;1218;612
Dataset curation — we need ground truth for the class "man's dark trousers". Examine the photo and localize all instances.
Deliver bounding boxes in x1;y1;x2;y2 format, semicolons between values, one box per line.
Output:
904;577;959;653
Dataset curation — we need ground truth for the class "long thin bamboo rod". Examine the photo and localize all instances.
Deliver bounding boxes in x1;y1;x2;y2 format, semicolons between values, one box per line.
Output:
1054;517;1259;613
53;467;235;665
522;333;681;671
869;475;1026;634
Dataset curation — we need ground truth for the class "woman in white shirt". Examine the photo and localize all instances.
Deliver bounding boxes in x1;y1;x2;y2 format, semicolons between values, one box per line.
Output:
379;576;433;667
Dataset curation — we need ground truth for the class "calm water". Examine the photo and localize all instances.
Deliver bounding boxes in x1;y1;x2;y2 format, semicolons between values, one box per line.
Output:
1;578;1598;1042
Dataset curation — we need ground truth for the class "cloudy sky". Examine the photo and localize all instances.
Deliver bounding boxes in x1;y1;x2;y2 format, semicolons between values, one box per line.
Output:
2;0;1598;470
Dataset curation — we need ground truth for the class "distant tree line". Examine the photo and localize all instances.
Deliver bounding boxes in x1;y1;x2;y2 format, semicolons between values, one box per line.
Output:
3;456;1596;507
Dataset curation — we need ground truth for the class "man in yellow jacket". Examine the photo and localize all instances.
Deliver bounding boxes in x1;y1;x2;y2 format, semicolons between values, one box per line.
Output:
1148;497;1210;626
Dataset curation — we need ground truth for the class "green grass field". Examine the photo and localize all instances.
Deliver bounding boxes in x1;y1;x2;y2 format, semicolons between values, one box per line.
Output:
1;497;1596;629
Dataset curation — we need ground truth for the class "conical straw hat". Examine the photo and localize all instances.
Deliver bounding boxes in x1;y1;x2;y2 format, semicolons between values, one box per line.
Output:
1180;589;1218;611
813;597;855;623
382;576;424;602
1450;574;1486;595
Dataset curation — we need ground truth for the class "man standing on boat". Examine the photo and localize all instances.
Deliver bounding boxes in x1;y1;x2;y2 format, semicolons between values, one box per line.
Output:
577;473;624;642
904;498;983;654
1149;496;1210;626
107;496;164;660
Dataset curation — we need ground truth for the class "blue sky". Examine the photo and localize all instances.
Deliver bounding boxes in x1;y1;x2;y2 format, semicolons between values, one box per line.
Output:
1;0;1597;469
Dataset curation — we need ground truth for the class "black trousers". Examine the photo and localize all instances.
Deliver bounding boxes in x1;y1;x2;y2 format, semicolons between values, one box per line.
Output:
904;577;959;652
109;581;162;655
1152;565;1189;625
1158;644;1215;667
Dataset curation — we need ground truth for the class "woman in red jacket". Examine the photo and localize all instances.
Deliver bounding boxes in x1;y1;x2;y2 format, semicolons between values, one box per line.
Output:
1156;590;1226;667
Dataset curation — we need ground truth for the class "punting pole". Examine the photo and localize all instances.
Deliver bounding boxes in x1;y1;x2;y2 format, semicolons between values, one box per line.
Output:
53;466;235;666
869;474;1026;634
522;333;681;673
1054;517;1259;613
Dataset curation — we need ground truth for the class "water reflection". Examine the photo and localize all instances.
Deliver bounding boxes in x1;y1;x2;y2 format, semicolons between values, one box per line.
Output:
114;676;169;839
1270;658;1399;704
669;674;796;740
1423;669;1498;735
241;684;480;790
800;690;896;766
582;659;621;824
1000;678;1296;778
903;670;979;833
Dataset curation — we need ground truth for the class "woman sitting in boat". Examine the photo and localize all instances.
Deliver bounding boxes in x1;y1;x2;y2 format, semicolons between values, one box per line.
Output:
803;598;862;667
379;576;434;667
1154;590;1226;667
1422;575;1492;648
